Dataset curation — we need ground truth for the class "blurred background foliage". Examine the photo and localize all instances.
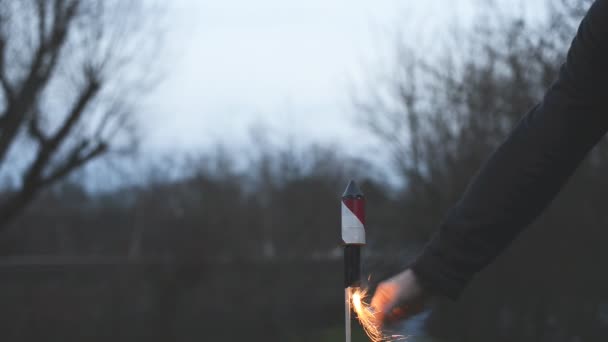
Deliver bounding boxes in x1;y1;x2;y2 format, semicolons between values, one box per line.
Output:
1;0;607;341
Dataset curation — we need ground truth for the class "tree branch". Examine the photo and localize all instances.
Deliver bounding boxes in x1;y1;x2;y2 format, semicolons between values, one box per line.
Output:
52;76;100;145
22;76;99;189
27;112;48;144
36;0;47;48
0;0;79;167
41;141;107;187
0;0;154;229
0;36;13;103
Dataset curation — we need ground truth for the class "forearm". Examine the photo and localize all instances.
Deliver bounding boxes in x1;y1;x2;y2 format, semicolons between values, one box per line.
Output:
410;0;608;299
411;93;607;298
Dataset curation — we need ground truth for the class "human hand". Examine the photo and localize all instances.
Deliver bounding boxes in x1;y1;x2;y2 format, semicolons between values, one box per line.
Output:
370;269;430;326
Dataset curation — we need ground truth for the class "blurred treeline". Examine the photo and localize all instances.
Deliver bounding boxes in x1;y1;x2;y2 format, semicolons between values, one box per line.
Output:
2;0;608;341
0;143;406;341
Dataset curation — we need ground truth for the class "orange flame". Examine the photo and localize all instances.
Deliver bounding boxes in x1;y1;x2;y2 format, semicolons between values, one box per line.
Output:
349;288;407;342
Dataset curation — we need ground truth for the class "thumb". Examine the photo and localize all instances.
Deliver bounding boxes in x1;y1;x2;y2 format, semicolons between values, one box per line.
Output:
385;296;427;323
383;299;407;323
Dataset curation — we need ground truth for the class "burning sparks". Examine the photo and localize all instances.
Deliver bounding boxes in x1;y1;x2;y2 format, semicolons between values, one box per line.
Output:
349;288;407;342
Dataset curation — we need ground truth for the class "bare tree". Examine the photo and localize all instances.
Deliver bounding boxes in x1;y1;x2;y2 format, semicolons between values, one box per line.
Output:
0;0;159;227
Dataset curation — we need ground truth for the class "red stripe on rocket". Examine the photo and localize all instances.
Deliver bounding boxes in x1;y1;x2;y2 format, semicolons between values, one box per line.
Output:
341;180;366;245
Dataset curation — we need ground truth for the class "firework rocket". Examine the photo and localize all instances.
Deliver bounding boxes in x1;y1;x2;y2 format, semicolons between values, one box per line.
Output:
341;180;365;342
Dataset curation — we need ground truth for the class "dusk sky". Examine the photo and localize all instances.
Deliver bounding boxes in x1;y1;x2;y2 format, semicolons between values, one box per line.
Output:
141;0;541;159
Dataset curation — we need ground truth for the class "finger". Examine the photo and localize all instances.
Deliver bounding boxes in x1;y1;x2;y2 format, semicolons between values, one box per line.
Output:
383;302;406;322
391;306;406;319
371;287;393;326
370;285;391;313
384;301;426;323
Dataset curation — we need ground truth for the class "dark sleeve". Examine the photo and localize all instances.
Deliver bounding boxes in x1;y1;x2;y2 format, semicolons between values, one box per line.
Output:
409;0;608;299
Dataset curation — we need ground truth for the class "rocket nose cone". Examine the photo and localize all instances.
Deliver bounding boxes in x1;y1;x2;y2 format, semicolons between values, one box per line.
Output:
342;180;364;198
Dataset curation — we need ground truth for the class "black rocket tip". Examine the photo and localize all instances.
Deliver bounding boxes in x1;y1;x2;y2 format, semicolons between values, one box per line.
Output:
342;180;364;198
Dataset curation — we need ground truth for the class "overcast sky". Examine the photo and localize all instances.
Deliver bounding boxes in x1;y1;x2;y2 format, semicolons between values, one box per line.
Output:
140;0;542;160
